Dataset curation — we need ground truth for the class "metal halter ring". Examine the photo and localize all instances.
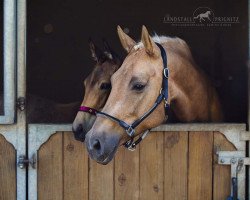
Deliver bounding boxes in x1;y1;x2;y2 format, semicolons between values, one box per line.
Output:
126;126;135;137
159;88;163;95
163;68;169;78
124;137;136;151
164;98;168;107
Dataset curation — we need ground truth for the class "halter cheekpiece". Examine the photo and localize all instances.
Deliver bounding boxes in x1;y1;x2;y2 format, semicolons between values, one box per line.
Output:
79;43;169;151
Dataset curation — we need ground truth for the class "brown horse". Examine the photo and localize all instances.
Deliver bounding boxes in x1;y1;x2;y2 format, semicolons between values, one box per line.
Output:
72;39;121;141
0;41;119;130
85;26;223;164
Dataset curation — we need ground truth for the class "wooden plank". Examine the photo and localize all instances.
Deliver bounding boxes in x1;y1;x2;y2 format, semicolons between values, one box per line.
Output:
115;145;139;200
139;132;164;200
0;134;16;200
89;157;114;200
38;132;63;200
188;132;213;200
164;132;188;200
213;131;236;200
63;132;89;200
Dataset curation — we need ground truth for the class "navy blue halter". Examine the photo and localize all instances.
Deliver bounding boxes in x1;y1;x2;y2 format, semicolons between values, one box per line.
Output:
79;42;169;150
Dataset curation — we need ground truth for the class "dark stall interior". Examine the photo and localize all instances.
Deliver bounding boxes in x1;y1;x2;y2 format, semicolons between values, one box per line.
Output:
0;0;3;115
0;0;249;123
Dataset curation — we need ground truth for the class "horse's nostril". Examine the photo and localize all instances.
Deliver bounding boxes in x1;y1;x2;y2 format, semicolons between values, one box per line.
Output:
92;139;101;150
73;124;86;142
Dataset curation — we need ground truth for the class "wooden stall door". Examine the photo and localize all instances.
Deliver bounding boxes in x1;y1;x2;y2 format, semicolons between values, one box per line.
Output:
0;134;16;200
37;131;235;200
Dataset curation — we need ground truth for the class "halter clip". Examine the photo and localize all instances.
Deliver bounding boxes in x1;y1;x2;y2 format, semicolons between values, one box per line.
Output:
126;126;136;137
163;68;169;78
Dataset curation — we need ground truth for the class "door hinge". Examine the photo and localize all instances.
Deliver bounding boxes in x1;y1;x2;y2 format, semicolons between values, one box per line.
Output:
17;97;26;111
17;154;36;169
217;151;249;200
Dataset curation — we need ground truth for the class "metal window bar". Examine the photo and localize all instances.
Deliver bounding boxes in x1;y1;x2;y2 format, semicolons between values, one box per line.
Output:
248;0;250;198
0;0;16;124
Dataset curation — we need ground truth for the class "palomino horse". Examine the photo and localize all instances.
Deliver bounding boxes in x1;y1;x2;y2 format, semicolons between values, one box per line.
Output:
72;39;121;141
84;26;223;164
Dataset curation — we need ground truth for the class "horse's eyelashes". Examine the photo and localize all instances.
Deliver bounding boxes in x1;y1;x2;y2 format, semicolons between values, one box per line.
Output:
132;83;146;91
100;82;112;90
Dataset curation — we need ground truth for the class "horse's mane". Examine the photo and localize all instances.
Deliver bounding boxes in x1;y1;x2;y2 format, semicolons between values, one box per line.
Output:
133;34;193;60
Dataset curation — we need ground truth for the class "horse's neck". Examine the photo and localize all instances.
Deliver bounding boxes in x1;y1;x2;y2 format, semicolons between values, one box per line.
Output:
159;40;223;122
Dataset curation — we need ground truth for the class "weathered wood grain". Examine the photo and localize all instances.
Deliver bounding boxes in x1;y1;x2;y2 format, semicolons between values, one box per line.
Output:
36;130;236;200
164;132;188;200
188;132;213;200
115;145;140;200
139;132;164;200
0;134;16;200
63;132;88;200
89;157;114;200
38;133;63;200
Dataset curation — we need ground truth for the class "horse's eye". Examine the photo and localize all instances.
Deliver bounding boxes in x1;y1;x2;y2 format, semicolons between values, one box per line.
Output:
100;83;111;90
132;83;146;91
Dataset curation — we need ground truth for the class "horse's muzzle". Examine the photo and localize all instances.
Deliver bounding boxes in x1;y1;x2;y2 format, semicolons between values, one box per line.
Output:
72;124;86;142
85;131;120;164
72;113;96;142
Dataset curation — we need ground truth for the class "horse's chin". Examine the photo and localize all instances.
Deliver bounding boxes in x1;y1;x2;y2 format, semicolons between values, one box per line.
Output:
97;154;114;165
97;147;118;165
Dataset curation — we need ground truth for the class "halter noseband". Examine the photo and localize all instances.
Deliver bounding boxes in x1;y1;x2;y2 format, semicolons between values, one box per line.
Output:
79;43;169;151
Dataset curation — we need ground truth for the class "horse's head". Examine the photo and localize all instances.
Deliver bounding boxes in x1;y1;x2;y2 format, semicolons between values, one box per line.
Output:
207;11;211;14
72;39;121;142
85;26;166;164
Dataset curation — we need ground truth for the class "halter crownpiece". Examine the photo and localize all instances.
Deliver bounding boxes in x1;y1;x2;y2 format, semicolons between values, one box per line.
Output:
79;42;169;151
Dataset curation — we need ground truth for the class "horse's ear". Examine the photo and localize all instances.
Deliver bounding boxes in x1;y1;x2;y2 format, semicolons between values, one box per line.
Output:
141;25;158;56
103;38;121;64
117;25;136;53
102;39;114;60
89;38;103;62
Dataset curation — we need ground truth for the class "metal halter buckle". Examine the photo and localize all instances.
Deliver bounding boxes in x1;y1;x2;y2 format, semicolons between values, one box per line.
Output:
124;138;136;151
163;68;169;78
127;143;136;151
126;126;135;137
159;88;163;94
164;98;168;107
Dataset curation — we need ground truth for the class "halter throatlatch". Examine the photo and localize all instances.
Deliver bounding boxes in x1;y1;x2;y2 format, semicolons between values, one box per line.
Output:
79;43;169;151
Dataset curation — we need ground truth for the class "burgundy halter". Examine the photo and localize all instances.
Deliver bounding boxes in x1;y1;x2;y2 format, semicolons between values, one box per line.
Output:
79;106;98;115
79;43;169;151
